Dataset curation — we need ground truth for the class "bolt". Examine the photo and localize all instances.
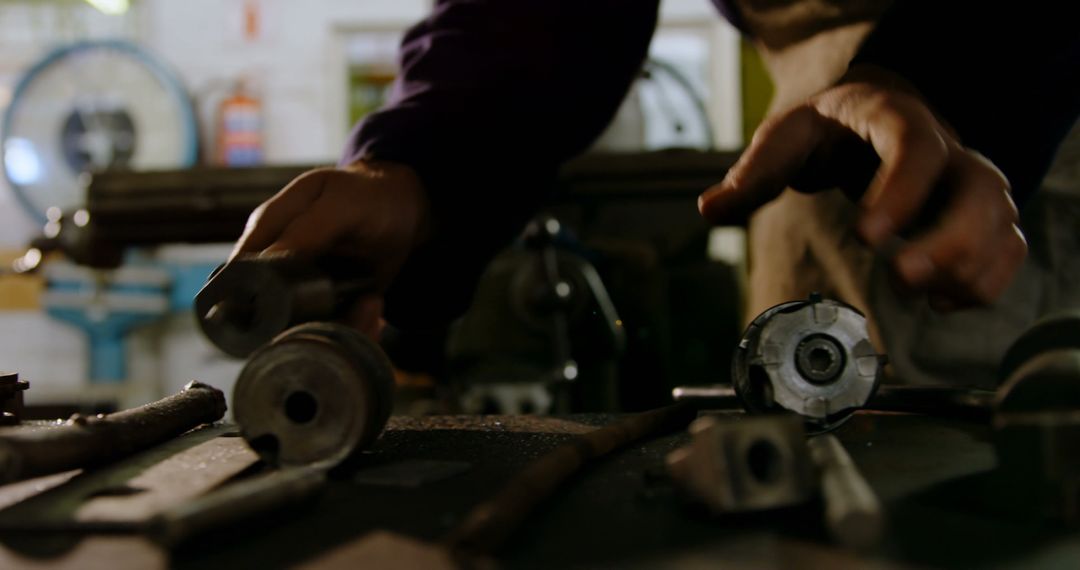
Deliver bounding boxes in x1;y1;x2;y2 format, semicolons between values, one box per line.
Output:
795;335;846;384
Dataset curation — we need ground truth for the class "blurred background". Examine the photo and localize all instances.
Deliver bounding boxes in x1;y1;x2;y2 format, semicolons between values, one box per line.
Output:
0;0;774;417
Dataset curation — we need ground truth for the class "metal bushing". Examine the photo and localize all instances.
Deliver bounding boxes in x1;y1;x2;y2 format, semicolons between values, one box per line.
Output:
233;322;395;468
195;255;372;358
666;414;814;513
733;295;884;433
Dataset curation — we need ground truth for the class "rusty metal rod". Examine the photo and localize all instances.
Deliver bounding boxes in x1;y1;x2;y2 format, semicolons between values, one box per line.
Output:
0;381;226;484
442;402;697;555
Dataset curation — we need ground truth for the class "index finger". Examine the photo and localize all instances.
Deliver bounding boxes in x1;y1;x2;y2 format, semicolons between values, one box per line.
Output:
230;169;334;259
698;104;826;225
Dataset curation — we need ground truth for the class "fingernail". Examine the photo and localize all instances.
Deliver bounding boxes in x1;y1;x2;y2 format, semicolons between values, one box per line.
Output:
897;251;935;286
859;213;893;244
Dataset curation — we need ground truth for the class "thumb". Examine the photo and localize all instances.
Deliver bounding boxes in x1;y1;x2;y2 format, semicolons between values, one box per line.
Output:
345;294;385;341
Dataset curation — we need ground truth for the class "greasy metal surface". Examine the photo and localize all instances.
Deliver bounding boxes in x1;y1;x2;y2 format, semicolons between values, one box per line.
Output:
76;435;258;522
0;382;226;483
233;323;394;467
157;412;1074;570
150;465;327;548
733;296;883;433
443;403;695;555
3;412;1078;568
0;425;237;528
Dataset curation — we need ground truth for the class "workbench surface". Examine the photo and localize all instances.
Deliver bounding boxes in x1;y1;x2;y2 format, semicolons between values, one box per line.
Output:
0;412;1076;569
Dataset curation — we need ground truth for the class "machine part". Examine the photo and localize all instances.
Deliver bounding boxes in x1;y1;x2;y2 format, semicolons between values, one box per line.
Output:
194;254;374;358
993;311;1080;523
31;150;736;270
460;382;555;416
672;384;994;423
1;40;197;224
0;381;225;484
665;414;815;513
233;322;395;468
863;385;994;422
732;294;885;433
148;465;327;548
671;385;741;409
44;261;171;383
0;372;29;427
808;434;884;550
449;215;625;413
444;402;696;555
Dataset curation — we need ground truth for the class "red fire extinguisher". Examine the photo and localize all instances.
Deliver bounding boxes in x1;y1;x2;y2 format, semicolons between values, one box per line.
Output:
215;79;263;166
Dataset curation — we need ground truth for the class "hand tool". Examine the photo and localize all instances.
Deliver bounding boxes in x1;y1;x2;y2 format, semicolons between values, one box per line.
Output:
0;381;226;484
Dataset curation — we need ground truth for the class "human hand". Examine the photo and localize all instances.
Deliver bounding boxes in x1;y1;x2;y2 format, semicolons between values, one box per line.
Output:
698;66;1026;311
231;160;429;337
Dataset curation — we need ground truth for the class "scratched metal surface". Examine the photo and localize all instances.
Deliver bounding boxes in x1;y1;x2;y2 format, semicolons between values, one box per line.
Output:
165;412;1074;570
1;413;1077;569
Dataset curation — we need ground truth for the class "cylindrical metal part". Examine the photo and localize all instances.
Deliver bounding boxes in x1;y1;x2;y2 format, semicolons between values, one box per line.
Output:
194;255;374;358
233;322;395;468
666;414;815;514
732;295;884;433
0;381;226;483
808;434;884;550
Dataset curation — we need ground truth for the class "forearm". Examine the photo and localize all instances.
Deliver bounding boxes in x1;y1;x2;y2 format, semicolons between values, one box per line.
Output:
344;0;659;329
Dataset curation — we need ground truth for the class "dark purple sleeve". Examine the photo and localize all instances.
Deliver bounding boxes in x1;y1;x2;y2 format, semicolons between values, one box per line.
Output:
342;0;659;331
851;0;1080;206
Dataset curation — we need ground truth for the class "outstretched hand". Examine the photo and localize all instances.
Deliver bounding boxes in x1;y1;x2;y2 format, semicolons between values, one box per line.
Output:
231;160;429;338
699;66;1026;311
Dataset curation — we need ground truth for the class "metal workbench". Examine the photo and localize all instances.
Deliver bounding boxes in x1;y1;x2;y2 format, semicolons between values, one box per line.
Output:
0;411;1075;569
